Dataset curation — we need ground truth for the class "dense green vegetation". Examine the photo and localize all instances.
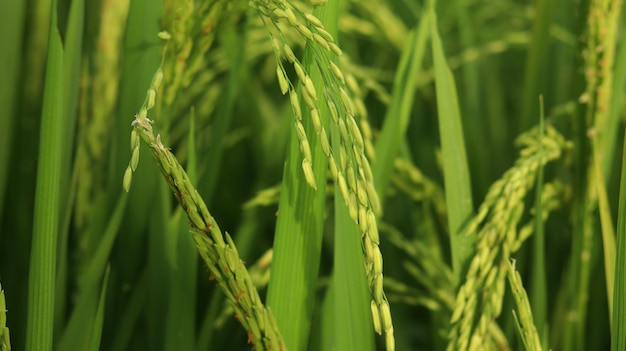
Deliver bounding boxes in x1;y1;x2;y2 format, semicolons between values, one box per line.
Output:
0;0;625;350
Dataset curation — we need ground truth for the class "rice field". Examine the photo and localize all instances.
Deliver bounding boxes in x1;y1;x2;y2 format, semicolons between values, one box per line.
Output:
0;0;624;350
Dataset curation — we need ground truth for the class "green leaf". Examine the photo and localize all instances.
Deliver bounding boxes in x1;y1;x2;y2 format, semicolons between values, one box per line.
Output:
429;0;474;279
25;2;64;349
87;266;110;351
266;7;332;349
612;127;626;350
374;17;430;202
331;174;375;351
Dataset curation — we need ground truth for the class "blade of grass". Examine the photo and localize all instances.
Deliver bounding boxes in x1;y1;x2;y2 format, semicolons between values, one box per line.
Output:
330;103;375;350
55;0;84;335
265;5;335;351
454;0;491;196
611;127;626;351
76;194;128;294
264;55;326;351
373;17;430;202
55;269;108;351
57;194;127;351
332;191;375;351
25;1;64;349
429;0;474;279
531;97;548;347
87;266;110;351
1;8;49;349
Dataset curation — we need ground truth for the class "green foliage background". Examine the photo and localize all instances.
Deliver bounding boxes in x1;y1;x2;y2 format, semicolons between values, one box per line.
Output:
0;0;625;350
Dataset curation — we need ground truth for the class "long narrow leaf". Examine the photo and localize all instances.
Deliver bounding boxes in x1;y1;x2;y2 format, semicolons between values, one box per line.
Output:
55;0;84;332
429;0;474;278
531;98;548;346
87;266;110;351
612;127;626;350
57;193;127;351
265;5;336;351
374;18;430;201
25;1;64;350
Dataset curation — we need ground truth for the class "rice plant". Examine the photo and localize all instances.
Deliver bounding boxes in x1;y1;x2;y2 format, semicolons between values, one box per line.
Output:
0;0;625;350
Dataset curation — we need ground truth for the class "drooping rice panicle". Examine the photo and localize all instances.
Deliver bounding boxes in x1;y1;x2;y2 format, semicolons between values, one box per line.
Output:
251;1;394;348
124;33;286;351
447;125;569;351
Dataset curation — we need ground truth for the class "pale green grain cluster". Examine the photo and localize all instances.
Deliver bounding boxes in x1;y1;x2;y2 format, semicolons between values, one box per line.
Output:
215;249;274;328
446;125;567;351
0;283;10;351
507;260;543;351
125;36;286;350
161;0;233;110
251;1;394;348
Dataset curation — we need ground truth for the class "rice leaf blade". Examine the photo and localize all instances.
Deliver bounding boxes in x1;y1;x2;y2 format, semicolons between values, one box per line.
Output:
429;0;474;278
266;5;333;348
612;127;626;350
374;16;430;201
87;266;110;351
25;2;64;349
332;163;375;351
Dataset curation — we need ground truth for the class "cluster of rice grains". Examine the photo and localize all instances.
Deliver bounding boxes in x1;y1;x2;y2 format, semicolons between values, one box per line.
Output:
446;125;569;351
124;32;286;351
251;0;394;349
